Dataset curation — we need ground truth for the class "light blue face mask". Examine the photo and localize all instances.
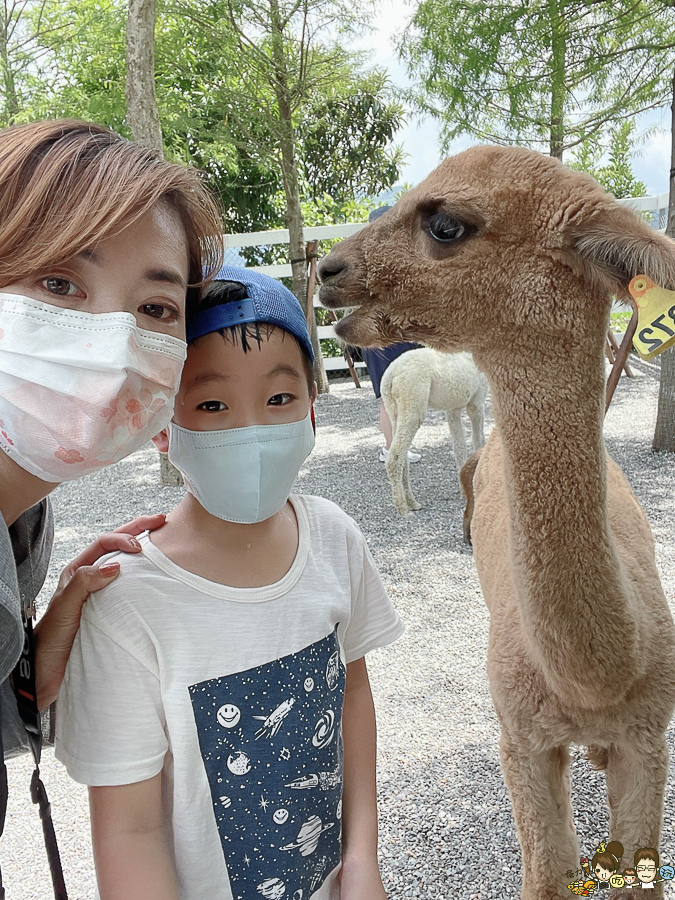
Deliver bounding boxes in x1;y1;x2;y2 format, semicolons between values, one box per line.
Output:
167;410;315;524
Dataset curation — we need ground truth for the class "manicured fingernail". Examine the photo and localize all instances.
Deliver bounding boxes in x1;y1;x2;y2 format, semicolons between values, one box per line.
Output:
129;538;141;549
98;563;120;577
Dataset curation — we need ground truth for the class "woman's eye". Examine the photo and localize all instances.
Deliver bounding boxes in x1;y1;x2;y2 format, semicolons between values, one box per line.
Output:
197;400;226;412
268;393;293;406
426;213;466;243
141;303;179;321
42;276;83;296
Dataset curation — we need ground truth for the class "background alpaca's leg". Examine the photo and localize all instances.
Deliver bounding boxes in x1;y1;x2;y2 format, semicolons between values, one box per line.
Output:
466;391;486;452
499;736;579;899
401;453;421;514
385;411;424;515
459;448;483;544
446;407;468;483
605;740;669;897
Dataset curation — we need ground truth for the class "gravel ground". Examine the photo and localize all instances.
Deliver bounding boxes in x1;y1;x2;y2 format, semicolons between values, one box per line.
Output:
3;357;675;899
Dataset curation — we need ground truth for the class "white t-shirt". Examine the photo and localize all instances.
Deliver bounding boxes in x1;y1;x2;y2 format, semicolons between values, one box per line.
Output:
56;494;404;900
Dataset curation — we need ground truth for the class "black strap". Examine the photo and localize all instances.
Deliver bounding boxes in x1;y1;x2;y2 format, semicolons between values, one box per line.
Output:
30;750;67;900
0;700;7;900
10;605;68;899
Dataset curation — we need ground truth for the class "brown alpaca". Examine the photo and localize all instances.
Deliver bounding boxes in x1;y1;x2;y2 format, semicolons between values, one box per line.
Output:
317;145;675;900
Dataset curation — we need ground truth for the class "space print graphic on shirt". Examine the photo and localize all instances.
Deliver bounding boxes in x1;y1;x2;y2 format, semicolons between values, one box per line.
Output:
189;626;346;900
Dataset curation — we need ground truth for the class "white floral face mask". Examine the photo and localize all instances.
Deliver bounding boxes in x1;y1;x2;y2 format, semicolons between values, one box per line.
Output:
0;292;186;483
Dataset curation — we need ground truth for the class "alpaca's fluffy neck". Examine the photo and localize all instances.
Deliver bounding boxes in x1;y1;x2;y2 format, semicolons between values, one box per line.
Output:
476;325;640;702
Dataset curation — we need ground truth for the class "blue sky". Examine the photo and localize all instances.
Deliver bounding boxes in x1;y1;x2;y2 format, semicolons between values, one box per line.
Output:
357;0;672;197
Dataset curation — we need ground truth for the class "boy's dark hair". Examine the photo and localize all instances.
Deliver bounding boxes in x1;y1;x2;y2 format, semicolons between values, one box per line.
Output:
192;280;314;392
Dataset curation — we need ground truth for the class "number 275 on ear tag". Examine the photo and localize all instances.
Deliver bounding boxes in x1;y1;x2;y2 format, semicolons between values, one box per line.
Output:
629;275;675;360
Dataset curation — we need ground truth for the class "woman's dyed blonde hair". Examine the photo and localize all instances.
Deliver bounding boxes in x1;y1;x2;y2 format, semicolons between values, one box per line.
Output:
0;119;224;305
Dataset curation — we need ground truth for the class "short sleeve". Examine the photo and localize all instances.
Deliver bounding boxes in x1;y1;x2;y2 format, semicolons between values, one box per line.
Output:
342;534;404;664
55;606;168;786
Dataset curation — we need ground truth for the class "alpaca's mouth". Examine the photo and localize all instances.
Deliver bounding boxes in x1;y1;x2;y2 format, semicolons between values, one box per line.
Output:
333;308;385;347
318;281;357;311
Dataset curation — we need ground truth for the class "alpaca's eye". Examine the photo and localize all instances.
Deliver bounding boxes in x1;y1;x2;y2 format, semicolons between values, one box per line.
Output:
426;213;466;243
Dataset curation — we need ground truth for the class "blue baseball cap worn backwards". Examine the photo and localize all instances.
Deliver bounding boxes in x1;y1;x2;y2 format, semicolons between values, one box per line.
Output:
188;265;314;364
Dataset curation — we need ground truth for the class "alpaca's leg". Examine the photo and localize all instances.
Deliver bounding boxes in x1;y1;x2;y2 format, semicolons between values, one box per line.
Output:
459;448;483;544
466;397;486;452
385;413;424;516
401;454;421;513
499;735;578;899
446;408;468;482
605;739;669;897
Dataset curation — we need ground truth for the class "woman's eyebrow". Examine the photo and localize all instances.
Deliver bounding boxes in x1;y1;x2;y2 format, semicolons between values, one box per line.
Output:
75;249;186;289
76;248;101;264
145;267;187;289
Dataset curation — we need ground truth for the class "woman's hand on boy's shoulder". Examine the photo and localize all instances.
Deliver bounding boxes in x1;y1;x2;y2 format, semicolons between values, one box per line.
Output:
34;514;167;709
339;855;388;900
57;513;167;586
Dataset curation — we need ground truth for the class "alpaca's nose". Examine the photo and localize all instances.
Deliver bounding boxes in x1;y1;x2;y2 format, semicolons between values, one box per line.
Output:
317;254;347;284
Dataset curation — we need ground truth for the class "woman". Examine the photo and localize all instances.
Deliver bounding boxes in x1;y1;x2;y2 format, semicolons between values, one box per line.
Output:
0;119;222;777
591;842;624;890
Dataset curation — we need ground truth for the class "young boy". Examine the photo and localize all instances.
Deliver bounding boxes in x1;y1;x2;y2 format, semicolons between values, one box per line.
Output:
55;267;404;900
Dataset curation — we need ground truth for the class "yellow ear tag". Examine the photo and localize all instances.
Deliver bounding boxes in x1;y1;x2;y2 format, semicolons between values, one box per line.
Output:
609;874;625;888
629;275;675;360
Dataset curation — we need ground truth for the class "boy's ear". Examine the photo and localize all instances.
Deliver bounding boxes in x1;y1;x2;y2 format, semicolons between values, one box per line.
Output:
310;385;317;434
152;428;169;454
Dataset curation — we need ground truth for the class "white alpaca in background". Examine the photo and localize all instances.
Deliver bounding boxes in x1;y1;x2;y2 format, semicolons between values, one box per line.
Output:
380;349;488;516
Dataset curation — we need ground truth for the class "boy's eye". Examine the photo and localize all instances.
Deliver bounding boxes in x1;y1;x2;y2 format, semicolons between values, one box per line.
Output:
268;393;293;406
141;303;180;322
197;400;227;412
42;276;84;297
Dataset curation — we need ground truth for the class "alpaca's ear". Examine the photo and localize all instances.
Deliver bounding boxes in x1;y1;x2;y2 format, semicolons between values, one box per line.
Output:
568;202;675;295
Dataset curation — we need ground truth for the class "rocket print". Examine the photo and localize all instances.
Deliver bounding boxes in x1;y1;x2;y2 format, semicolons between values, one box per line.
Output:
189;627;346;900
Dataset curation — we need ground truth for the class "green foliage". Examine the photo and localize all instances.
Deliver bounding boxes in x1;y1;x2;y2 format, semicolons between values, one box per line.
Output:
610;311;633;332
15;0;403;236
399;0;675;159
297;70;406;202
568;120;648;198
320;338;343;357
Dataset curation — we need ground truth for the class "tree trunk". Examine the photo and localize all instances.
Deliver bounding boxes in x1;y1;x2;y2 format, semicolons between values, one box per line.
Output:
0;13;19;124
268;0;328;392
126;0;183;483
125;0;164;154
652;65;675;452
548;0;566;160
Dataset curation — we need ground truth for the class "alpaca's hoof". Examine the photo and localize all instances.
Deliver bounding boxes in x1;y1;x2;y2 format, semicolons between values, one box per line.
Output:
410;501;422;511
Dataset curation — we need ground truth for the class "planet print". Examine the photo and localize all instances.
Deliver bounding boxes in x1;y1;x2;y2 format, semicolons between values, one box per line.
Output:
257;877;286;898
279;815;335;857
226;751;252;776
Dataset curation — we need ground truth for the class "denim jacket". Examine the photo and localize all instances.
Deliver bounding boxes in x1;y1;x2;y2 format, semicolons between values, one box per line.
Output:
0;500;53;755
